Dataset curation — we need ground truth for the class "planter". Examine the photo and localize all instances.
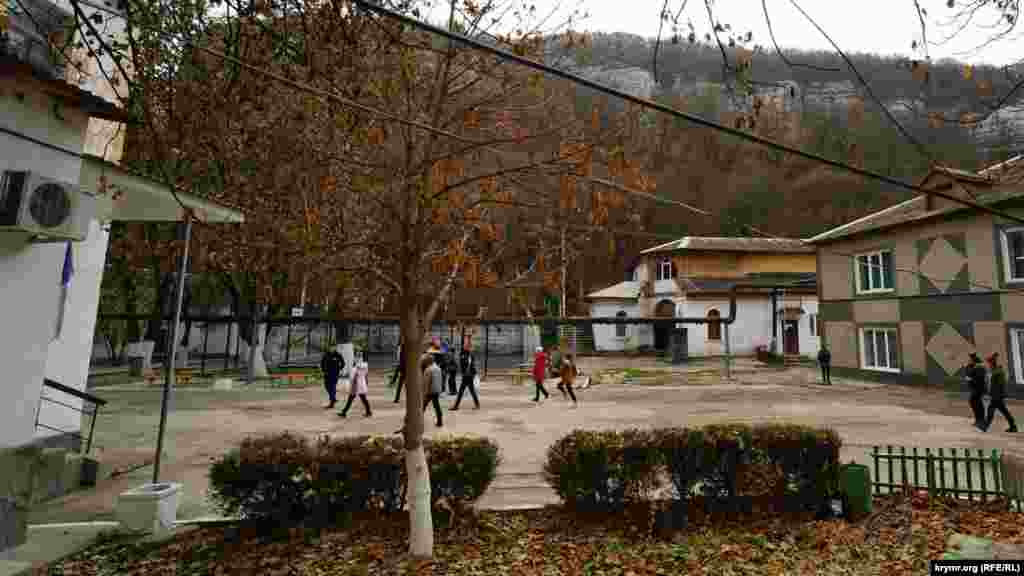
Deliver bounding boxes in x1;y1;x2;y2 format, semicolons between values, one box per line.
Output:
116;482;181;534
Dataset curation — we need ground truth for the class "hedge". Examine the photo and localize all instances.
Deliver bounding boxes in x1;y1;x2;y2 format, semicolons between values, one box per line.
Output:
544;424;842;517
208;432;500;528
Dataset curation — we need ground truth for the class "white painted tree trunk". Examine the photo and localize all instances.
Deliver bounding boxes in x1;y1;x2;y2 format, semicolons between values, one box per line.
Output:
406;445;433;558
247;323;269;379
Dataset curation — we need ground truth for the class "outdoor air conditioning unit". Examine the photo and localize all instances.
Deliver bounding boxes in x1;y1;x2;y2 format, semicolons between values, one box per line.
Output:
0;171;95;242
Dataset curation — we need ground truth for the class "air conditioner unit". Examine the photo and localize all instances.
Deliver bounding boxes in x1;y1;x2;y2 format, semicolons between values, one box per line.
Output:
0;171;95;242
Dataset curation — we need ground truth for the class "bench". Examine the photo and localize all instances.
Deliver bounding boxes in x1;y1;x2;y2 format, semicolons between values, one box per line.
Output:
271;370;322;387
143;368;196;386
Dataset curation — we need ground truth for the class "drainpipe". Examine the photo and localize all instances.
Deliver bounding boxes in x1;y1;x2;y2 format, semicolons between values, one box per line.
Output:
770;289;778;354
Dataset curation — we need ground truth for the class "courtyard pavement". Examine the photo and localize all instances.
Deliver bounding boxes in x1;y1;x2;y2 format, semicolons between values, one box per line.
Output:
30;358;1024;524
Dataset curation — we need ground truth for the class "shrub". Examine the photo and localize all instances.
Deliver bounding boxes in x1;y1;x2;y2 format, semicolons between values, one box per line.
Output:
545;423;842;518
208;432;500;529
543;429;660;511
425;435;501;509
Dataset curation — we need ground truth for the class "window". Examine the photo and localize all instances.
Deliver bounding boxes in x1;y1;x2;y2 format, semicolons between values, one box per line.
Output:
860;327;900;372
656;258;676;281
1012;329;1024;385
707;309;721;341
808;314;817;337
1001;228;1024;283
855;250;894;293
615;311;628;338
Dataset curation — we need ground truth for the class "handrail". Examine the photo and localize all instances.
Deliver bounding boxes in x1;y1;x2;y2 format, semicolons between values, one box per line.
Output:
43;378;107;407
38;378;107;454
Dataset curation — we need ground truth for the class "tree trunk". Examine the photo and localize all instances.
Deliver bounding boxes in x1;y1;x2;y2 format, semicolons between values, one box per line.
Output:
400;307;432;559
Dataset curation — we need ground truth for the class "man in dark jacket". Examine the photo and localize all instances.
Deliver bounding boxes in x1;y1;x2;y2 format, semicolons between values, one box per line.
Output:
445;346;458;396
320;346;345;409
817;346;832;385
964;353;988;430
392;340;407;404
451;347;480;410
982;353;1018;433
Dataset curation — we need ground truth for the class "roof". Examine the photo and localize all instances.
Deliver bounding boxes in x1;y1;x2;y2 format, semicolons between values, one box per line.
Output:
81;155;246;224
586;281;642;300
808;157;1024;245
0;55;128;122
682;273;817;294
640;236;814;255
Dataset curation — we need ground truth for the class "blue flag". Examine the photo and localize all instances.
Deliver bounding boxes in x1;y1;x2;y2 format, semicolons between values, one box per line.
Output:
61;241;73;287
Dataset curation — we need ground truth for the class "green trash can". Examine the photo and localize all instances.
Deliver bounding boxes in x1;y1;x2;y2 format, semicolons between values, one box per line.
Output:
840;463;872;518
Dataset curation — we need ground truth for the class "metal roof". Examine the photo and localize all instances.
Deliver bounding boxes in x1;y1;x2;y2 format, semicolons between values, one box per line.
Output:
585;281;642;300
808;157;1024;245
640;236;814;255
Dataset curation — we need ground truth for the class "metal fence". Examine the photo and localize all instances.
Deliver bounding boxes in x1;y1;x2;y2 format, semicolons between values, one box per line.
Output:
35;378;106;455
870;445;1019;509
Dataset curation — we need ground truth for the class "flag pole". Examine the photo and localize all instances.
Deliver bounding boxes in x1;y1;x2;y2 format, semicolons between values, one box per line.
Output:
153;211;192;484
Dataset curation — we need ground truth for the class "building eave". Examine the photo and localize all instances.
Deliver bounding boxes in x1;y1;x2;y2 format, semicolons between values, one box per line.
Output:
0;57;130;123
80;155;245;223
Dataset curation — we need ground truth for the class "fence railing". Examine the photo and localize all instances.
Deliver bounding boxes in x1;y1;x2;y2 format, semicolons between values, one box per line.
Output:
35;378;107;455
871;445;1020;510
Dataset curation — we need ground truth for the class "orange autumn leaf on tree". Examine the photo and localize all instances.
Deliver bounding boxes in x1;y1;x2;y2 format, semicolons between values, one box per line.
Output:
463;108;480;128
559;174;578;212
479;270;498;288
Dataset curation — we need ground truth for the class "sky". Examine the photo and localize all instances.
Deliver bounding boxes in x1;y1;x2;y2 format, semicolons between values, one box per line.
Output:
433;0;1023;67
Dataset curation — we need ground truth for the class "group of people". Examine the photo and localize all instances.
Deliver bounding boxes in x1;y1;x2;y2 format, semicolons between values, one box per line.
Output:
390;337;480;428
963;352;1017;433
817;346;1016;433
531;345;579;406
319;346;373;418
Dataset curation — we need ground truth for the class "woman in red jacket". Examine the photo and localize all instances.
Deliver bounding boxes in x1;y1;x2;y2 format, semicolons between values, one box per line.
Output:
532;346;550;402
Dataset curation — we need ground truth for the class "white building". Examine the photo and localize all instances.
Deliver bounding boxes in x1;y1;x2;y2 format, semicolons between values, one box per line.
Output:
1;0;242;453
587;237;821;359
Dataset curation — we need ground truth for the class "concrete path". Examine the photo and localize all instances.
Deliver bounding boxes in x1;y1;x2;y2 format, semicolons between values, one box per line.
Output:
32;359;1024;525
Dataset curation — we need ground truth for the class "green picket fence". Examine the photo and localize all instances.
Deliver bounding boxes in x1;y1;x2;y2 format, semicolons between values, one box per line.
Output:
870;445;1022;511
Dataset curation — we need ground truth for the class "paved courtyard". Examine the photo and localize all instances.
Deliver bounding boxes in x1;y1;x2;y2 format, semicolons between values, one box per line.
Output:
30;358;1024;524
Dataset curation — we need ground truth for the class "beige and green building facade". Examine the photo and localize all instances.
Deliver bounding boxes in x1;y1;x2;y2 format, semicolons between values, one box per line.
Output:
808;158;1024;398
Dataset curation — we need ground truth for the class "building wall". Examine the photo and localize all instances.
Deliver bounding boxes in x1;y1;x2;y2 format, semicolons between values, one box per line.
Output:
816;203;1024;397
0;86;90;449
37;220;109;444
590;301;646;351
652;252;816;279
681;296;820;358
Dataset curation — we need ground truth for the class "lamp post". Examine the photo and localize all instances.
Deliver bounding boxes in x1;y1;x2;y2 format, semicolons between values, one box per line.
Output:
153;211;192;484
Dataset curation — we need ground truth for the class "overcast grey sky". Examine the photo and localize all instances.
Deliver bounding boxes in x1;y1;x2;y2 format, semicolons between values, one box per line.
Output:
440;0;1022;67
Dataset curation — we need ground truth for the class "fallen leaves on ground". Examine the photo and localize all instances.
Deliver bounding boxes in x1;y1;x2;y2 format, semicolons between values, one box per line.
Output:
41;496;1024;576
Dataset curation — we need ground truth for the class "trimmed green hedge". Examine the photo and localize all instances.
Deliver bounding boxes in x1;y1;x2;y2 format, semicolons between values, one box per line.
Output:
208;432;500;528
544;424;842;517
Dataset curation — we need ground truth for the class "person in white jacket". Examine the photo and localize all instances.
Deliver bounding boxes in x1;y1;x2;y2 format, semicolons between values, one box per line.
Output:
338;350;372;418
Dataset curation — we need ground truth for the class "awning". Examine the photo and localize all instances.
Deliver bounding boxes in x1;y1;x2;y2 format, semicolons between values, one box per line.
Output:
80;155;245;224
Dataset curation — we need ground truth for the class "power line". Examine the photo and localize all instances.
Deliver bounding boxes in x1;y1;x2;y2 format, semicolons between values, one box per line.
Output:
351;0;1024;227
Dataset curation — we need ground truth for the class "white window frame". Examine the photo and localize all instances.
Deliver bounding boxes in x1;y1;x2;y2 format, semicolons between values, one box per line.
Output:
615;311;628;338
656;258;674;281
1011;328;1024;385
854;249;895;294
860;327;900;373
1000;227;1024;284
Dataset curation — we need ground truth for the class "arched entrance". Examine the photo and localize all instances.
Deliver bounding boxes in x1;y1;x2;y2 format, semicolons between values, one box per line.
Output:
653;299;675;351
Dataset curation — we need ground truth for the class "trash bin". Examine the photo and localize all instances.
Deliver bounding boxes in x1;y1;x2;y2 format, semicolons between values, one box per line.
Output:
128;356;144;377
839;463;872;518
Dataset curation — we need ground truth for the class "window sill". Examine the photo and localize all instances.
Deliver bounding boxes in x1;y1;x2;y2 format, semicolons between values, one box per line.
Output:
854;289;895;296
862;366;901;374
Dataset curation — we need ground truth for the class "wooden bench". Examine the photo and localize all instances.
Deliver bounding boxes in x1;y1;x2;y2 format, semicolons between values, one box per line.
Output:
143;368;196;386
271;370;322;387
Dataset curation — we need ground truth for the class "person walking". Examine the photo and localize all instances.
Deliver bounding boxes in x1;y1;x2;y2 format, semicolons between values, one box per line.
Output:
559;353;578;407
391;340;407;403
319;345;345;409
817;346;832;385
445;345;458;396
451;347;480;410
964;353;988;430
532;346;550;402
339;350;372;418
423;354;444;427
982;353;1018;433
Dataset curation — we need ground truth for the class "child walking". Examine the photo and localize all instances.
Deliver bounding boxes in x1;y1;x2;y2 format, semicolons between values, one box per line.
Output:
339;350;372;418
